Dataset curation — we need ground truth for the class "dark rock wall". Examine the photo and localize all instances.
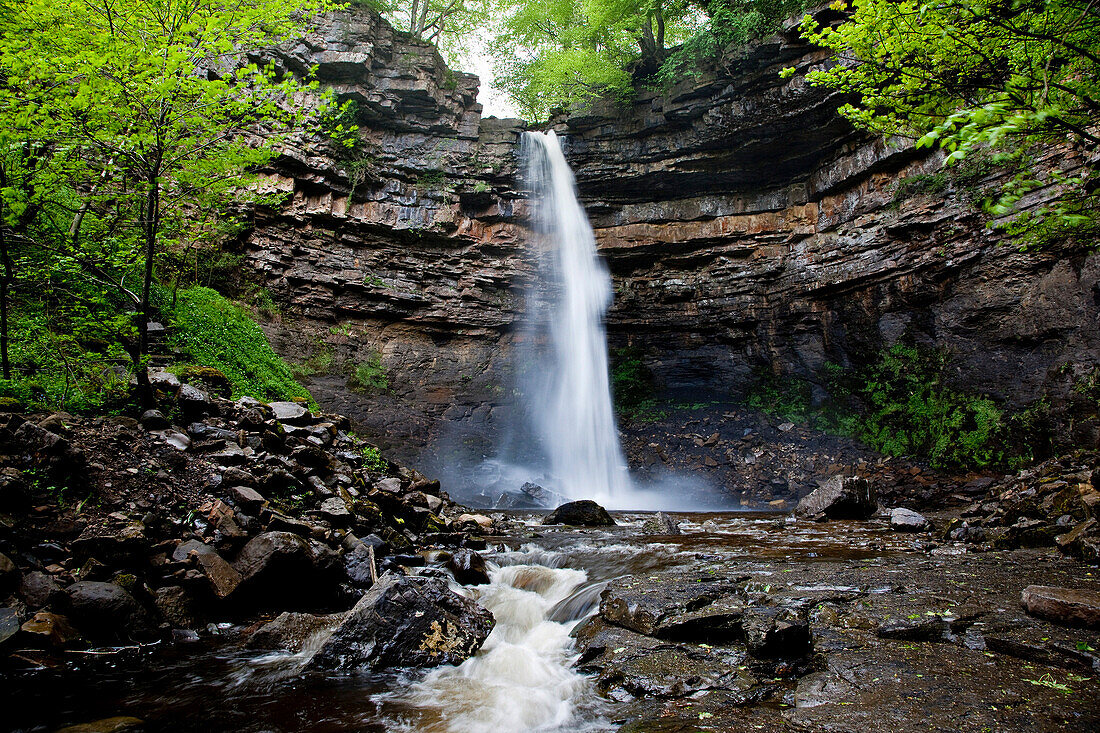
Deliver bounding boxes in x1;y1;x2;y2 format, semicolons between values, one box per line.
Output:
553;26;1099;413
242;8;1100;458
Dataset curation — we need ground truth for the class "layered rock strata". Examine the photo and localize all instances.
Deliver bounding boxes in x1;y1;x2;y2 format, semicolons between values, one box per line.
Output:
242;7;1100;461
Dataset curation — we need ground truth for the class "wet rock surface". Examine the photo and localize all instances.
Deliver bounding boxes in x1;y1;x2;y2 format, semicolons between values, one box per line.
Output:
561;512;1100;732
307;572;494;671
4;509;1099;731
1022;585;1100;629
543;500;616;526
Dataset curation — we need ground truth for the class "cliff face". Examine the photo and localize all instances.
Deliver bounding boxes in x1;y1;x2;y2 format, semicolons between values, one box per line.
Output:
243;8;1100;459
240;9;527;452
556;29;1100;417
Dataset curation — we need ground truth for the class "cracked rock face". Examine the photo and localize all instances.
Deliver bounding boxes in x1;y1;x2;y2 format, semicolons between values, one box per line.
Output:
246;8;1100;460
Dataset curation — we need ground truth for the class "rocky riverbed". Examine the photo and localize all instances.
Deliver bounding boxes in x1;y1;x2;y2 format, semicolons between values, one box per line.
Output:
4;505;1100;731
2;374;1099;732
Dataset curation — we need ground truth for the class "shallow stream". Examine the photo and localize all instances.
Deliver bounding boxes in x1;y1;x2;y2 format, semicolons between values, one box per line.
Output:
0;512;1019;732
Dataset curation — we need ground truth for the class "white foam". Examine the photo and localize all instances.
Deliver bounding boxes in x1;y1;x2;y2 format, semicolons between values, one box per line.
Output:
392;562;608;732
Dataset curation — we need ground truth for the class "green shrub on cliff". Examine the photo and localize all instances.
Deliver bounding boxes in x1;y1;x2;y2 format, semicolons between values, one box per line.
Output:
169;286;313;404
611;346;668;421
748;345;1006;469
857;345;1004;468
348;352;390;393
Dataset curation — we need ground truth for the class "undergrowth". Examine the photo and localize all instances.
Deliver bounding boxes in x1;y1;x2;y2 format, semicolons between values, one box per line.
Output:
347;351;390;393
169;286;313;404
746;344;1050;470
611;346;666;422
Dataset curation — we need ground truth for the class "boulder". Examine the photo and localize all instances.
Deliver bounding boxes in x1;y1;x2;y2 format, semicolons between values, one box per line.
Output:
63;581;155;640
345;543;378;587
248;611;346;653
316;497;352;525
0;466;29;510
889;507;930;532
453;513;493;532
642;512;681;535
157;429;191;451
445;549;491;585
154;586;200;628
795;476;877;520
148;369;181;390
0;551;17;590
269;401;311;425
172;539;215;563
177;384;213;420
1;606;21;647
1056;518;1100;562
228;485;266;513
233;531;338;607
21;611;81;647
494;482;566;509
20;570;61;609
192;551;242;599
403;491;443;513
543;500;616;526
308;573;494;671
139;409;169;430
221;467;257;486
1021;585;1100;629
375;477;402;493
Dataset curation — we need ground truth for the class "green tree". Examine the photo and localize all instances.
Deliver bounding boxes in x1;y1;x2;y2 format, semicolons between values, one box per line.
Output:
489;0;699;119
796;0;1100;246
0;0;332;403
654;0;803;86
489;0;802;120
354;0;490;60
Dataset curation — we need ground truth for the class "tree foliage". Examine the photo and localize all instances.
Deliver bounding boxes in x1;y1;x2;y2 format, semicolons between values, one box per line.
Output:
798;0;1100;246
487;0;700;119
0;0;332;406
488;0;804;119
356;0;490;55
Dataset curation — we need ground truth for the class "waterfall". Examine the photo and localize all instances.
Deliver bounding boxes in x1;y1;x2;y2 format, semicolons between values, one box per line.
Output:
519;130;632;507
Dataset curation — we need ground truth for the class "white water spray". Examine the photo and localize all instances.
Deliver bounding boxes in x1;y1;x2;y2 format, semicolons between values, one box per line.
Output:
520;130;632;506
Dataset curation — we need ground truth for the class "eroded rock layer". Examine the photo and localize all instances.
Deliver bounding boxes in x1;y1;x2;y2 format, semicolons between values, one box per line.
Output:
243;7;1100;459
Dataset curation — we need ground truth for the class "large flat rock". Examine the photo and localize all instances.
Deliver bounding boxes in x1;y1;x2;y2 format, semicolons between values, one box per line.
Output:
1022;585;1100;629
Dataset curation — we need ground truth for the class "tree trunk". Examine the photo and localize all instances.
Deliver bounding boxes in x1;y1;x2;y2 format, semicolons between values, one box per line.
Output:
418;2;431;37
655;5;665;53
0;180;10;381
136;172;160;407
640;15;657;61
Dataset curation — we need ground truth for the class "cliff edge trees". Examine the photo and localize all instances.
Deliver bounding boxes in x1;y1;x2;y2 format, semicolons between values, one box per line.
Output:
488;0;803;119
798;0;1100;248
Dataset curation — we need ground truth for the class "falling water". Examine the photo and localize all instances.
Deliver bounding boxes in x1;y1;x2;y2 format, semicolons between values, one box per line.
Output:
519;130;632;506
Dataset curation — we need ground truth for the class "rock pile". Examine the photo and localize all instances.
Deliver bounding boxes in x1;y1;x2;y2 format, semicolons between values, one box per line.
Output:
0;372;495;666
945;452;1100;561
